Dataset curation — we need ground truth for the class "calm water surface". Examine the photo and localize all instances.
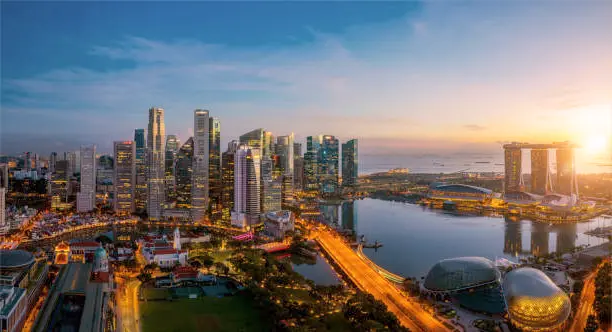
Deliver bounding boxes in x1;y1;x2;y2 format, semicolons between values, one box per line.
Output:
323;198;611;279
292;254;341;285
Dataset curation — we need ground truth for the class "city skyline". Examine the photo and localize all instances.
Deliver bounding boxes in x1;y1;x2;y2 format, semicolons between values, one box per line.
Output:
1;2;611;158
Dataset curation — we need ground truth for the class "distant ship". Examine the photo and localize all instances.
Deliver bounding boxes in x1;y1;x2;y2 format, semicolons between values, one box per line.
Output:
475;161;491;164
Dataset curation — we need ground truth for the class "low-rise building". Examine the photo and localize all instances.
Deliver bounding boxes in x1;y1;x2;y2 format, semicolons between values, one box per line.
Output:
263;210;295;239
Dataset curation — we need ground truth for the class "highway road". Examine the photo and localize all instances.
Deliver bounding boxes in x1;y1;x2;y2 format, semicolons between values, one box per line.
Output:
117;279;142;332
314;229;448;331
570;262;605;332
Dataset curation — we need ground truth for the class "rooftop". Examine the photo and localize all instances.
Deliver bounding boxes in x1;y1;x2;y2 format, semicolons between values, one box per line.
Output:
0;249;35;270
0;286;26;318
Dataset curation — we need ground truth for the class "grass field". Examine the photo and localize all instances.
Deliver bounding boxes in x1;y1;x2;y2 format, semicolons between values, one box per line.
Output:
141;295;270;332
142;288;169;300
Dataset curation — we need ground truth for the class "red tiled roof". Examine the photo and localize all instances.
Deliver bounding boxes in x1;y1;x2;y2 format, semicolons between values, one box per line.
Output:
154;249;178;255
174;271;198;279
71;241;100;248
91;271;111;283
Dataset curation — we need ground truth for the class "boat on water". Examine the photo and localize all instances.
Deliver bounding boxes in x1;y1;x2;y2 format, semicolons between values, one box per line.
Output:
474;161;491;164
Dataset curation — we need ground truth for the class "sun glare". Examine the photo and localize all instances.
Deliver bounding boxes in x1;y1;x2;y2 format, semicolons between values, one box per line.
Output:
582;134;609;155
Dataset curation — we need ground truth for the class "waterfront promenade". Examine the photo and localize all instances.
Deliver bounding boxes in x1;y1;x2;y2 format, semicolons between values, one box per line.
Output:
313;228;449;331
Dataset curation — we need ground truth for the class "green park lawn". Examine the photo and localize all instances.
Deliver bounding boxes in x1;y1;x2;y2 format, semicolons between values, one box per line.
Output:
140;295;270;332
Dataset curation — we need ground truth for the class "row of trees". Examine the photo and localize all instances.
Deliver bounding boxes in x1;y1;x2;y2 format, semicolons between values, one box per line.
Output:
593;262;611;325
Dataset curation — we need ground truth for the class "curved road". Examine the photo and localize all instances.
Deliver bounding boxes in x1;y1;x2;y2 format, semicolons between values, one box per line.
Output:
314;229;448;331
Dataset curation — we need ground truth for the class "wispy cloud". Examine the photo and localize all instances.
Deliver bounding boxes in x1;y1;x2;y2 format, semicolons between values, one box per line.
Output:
463;124;486;131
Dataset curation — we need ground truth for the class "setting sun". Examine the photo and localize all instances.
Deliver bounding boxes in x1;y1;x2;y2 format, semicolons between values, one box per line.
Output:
582;134;609;155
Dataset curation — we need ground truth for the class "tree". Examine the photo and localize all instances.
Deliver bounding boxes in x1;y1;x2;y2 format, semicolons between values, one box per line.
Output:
584;314;598;332
95;235;113;245
574;280;584;295
202;255;215;271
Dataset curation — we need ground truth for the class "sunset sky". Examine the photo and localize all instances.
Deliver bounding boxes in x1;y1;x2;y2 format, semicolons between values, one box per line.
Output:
1;1;611;158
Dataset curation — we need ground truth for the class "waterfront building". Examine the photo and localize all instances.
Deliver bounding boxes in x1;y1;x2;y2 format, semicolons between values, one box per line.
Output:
49;152;57;173
192;109;210;223
319;135;339;194
165;135;180;202
341;139;358;187
530;148;550;195
503;268;570;331
422;257;506;314
175;138;194;209
134;128;147;212
113;141;136;214
427;183;493;203
231;145;261;228
77;144;96;212
147;107;165;220
504;145;523;193
209;117;222;220
261;180;282;213
263;210;295;239
556;147;577;196
221;141;238;222
276;133;294;176
293;157;304;191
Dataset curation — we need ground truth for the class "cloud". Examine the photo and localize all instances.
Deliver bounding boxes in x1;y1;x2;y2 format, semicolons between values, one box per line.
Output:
463;124;487;131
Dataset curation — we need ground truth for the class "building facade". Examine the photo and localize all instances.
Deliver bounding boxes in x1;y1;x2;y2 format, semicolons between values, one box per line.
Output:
113;141;136;214
191;109;210;223
147;107;165;220
319;135;339;194
276;133;294;176
341;139;358;187
261;180;282;213
175;138;194;209
221;141;238;222
556;148;576;196
165;135;180;202
504;146;523;193
231;145;261;228
293;157;304;191
77;145;96;212
530;149;550;195
208;117;222;221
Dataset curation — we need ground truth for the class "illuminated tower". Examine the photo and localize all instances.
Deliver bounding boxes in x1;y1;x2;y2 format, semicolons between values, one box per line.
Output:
77;144;96;212
304;135;322;192
134;129;147;212
221;141;238;222
231;145;261;228
504;144;523;193
319;135;340;194
113;141;136;214
276;133;294;176
530;149;550;195
555;147;576;196
192;109;209;223
165;135;180;202
49;152;57;173
342;139;358;187
175;138;194;209
147;107;165;220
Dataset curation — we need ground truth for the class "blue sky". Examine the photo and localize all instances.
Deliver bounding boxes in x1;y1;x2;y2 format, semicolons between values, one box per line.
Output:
1;1;611;157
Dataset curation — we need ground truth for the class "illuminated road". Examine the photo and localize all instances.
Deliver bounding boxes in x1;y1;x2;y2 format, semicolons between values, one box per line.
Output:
117;279;142;332
356;244;405;284
314;229;448;331
570;262;605;332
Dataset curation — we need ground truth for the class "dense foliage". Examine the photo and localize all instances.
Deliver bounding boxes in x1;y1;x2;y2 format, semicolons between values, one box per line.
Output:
593;262;611;324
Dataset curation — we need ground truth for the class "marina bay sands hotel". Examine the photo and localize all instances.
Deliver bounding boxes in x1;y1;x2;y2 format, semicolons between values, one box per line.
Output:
503;141;578;196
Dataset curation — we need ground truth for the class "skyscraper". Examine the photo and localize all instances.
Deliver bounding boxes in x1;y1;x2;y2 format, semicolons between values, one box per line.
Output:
165;135;180;202
24;152;31;171
221;141;238;222
504;145;523;193
0;163;8;189
263;131;275;158
293;157;304;191
261;179;282;213
261;155;274;182
293;142;302;158
77;144;96;212
342;139;358;187
49;160;69;210
319;135;340;194
147;107;165;220
209;117;222;221
231;145;261;228
530;149;550;195
192;109;209;223
49;152;57;173
556;147;576;196
67;151;78;176
276;133;294;176
0;188;5;235
240;128;265;151
304;135;322;192
114;141;136;214
134;128;147;212
281;174;293;205
175;138;194;209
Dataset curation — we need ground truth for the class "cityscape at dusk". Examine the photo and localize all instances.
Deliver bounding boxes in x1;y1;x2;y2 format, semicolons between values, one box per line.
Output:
1;1;611;332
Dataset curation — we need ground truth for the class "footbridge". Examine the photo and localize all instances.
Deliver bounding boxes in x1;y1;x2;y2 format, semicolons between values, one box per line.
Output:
356;244;406;284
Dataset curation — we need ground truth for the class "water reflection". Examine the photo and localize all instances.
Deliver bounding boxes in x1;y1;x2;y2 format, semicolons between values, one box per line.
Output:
318;201;358;235
503;217;522;256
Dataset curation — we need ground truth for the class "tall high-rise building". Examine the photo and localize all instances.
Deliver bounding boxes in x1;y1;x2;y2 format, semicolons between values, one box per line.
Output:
0;187;5;235
67;151;78;176
24;152;31;171
0;163;8;189
293;157;304;191
304;135;322;192
281;174;293;205
147;107;165;220
77;144;96;212
134;129;147;212
49;152;57;173
319;135;340;194
556;147;576;196
231;145;261;228
192;109;210;223
209;117;222;221
175;138;194;209
221;141;238;222
165;135;180;202
530;149;550;195
276;133;294;176
240;128;265;151
49;160;69;209
33;153;40;171
263;131;275;158
261;180;282;213
114;141;136;214
293;142;302;158
342;139;358;187
261;155;274;182
504;146;523;193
